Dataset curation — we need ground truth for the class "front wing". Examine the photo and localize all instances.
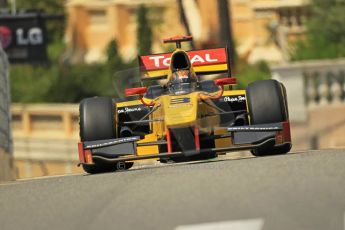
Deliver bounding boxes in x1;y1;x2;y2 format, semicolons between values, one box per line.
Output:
78;121;291;166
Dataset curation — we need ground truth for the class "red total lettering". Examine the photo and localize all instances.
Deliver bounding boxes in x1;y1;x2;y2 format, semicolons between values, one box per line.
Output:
141;48;227;71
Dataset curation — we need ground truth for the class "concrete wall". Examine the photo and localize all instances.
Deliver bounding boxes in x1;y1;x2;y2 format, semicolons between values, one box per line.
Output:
11;104;83;179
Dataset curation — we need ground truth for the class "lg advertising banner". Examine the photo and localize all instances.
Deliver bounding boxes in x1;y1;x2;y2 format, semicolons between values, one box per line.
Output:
0;13;48;63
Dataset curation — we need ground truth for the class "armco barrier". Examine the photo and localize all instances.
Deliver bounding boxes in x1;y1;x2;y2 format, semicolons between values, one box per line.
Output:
0;44;14;181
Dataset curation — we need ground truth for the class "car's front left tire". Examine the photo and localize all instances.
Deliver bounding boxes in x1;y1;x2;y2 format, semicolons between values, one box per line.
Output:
246;79;292;156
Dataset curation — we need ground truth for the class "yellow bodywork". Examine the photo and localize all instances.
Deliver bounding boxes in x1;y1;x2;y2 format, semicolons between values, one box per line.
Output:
137;133;159;157
161;93;198;127
115;45;247;158
116;89;247;158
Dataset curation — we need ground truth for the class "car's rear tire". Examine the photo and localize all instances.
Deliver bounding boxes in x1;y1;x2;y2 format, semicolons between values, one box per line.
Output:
246;80;291;156
79;97;133;173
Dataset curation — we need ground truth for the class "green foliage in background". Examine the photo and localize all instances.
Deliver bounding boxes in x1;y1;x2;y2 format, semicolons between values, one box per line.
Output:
9;1;268;103
10;38;131;103
235;61;270;90
291;0;345;60
10;2;155;103
15;0;64;13
137;5;152;55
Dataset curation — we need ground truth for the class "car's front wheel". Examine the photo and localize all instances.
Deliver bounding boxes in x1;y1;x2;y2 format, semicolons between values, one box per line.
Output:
79;97;133;174
246;79;292;156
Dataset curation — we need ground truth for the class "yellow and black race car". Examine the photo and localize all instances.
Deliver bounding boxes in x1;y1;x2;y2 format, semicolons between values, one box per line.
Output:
78;36;292;174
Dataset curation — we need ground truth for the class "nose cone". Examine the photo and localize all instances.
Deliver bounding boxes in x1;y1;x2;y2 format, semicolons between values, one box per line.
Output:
162;94;198;128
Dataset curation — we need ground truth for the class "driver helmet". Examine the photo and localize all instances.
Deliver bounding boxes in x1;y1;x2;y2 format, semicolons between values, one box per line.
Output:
168;70;198;86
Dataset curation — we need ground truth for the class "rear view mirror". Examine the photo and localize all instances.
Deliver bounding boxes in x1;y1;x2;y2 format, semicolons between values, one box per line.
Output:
125;87;147;97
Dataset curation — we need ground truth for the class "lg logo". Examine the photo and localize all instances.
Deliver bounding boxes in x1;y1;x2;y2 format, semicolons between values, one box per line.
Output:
16;27;43;45
0;25;43;48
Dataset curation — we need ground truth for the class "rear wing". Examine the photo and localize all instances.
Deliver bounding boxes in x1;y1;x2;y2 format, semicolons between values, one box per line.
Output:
138;47;231;80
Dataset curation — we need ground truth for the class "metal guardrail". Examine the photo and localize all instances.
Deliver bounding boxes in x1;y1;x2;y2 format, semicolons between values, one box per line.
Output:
0;44;12;155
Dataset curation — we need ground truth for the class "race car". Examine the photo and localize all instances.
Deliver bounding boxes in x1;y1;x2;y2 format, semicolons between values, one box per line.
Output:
78;35;292;174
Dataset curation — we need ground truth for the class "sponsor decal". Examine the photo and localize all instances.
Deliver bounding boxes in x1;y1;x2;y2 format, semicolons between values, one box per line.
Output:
223;95;246;103
140;48;227;71
0;25;44;48
16;27;43;46
148;54;218;68
0;14;48;63
118;106;144;114
0;26;12;49
85;136;139;149
227;126;282;132
170;98;191;104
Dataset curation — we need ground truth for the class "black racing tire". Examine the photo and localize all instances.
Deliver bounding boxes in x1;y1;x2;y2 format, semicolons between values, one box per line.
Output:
246;79;291;156
80;97;116;142
79;97;134;174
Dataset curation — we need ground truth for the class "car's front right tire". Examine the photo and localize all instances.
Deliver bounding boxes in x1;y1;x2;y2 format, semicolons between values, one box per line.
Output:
79;97;133;174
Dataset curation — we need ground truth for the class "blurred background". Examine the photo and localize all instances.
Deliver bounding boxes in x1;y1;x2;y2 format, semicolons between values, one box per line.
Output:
0;0;344;181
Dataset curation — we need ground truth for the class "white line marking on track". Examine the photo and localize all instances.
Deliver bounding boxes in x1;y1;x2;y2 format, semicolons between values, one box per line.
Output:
175;218;264;230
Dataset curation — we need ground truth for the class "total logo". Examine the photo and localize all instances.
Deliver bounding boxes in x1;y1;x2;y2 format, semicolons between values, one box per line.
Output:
0;25;43;48
149;53;218;68
141;48;227;71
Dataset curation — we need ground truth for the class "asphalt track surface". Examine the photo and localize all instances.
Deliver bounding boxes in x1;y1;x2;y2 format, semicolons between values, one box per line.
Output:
1;150;345;230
